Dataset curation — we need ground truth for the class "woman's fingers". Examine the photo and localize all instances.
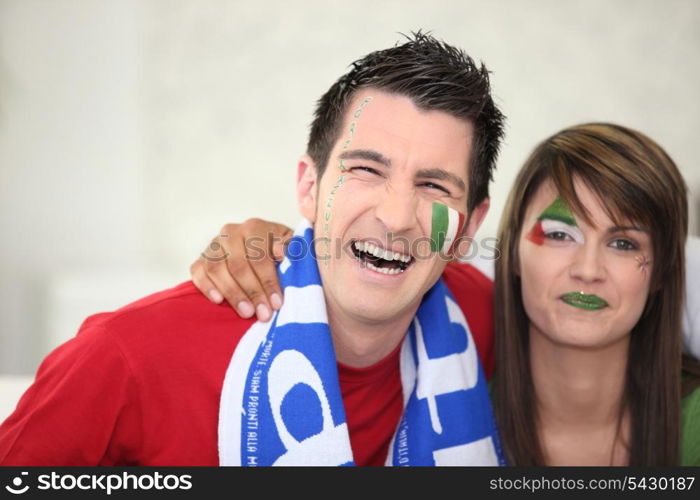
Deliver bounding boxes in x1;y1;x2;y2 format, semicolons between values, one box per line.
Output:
190;260;224;304
270;223;294;261
247;221;294;310
189;219;293;321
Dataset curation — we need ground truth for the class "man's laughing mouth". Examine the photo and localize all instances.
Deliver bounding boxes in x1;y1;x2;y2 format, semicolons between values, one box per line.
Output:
351;239;414;275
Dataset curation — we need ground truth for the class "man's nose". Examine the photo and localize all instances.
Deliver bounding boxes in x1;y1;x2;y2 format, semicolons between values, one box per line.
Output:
569;242;606;284
374;183;419;235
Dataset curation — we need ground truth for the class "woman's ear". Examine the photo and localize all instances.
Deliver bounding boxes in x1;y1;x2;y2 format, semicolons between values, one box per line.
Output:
297;154;319;222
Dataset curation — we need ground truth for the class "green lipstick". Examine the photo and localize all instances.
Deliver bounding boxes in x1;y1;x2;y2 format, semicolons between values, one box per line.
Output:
561;292;608;311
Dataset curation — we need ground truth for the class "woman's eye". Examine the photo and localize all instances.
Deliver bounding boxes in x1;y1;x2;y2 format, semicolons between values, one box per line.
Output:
610;239;638;251
544;231;572;242
419;182;450;195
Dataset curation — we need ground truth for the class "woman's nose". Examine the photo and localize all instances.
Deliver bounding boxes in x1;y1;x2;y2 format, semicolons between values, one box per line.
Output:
569;242;606;284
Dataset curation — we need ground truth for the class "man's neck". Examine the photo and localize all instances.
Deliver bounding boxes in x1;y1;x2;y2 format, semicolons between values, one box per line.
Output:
325;300;419;368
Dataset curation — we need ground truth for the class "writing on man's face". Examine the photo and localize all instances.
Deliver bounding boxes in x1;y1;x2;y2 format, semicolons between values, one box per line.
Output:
321;96;373;265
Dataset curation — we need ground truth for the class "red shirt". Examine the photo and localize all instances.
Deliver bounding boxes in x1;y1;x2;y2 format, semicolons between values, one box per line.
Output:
0;262;493;466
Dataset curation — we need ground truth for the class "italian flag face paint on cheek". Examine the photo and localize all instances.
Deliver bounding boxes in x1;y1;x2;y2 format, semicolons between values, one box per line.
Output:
430;202;467;254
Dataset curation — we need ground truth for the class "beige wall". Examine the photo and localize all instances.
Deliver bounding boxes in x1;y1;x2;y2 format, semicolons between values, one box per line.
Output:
1;0;699;375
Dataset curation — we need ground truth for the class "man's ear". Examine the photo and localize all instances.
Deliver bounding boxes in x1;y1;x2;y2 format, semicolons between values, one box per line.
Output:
453;198;490;260
465;198;490;239
297;154;319;222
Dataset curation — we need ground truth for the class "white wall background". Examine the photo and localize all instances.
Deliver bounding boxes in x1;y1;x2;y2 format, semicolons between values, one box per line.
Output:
1;0;699;378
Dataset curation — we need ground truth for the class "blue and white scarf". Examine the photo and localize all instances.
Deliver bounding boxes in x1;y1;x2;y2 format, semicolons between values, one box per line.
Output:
219;220;504;466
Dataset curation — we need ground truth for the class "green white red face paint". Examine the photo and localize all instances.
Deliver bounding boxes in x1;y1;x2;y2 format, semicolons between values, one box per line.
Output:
430;202;466;254
526;197;583;246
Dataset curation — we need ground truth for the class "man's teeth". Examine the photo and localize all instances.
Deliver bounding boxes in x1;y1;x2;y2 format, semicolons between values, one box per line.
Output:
353;241;411;263
366;261;403;275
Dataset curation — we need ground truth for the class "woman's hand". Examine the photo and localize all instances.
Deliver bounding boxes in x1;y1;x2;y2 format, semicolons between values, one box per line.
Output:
190;218;293;321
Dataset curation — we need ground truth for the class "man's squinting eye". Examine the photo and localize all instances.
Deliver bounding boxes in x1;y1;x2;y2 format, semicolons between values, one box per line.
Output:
419;181;451;195
609;238;639;251
349;166;382;177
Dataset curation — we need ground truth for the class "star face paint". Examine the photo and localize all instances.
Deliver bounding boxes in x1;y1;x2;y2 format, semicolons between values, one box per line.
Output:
636;254;651;275
526;197;584;246
430;202;466;254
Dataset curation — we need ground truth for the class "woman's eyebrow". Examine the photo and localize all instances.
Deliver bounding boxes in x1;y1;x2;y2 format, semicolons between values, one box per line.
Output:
607;225;650;234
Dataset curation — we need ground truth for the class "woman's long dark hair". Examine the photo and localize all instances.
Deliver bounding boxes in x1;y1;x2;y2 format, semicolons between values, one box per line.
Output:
493;123;688;465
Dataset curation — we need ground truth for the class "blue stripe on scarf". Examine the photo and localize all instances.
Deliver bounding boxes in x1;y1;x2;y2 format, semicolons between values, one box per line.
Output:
393;281;503;465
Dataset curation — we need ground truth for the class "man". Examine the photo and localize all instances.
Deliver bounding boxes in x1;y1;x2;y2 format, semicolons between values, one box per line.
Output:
0;33;505;466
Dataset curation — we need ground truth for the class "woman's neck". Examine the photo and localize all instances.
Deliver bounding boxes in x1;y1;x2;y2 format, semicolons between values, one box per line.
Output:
529;326;631;465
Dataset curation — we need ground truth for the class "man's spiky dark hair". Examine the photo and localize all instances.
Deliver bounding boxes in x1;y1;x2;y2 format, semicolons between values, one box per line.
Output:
307;31;505;211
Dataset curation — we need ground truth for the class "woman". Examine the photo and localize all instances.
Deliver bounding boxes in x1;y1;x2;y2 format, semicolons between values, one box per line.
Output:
491;122;697;465
191;123;700;465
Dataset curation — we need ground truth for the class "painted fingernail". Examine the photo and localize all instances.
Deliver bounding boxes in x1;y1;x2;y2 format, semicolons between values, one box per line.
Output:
237;301;255;318
209;290;224;303
256;303;271;322
270;293;283;310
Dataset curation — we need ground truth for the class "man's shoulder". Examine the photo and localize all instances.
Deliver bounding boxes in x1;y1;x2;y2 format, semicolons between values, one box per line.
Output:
82;281;249;330
0;281;248;466
76;281;255;361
